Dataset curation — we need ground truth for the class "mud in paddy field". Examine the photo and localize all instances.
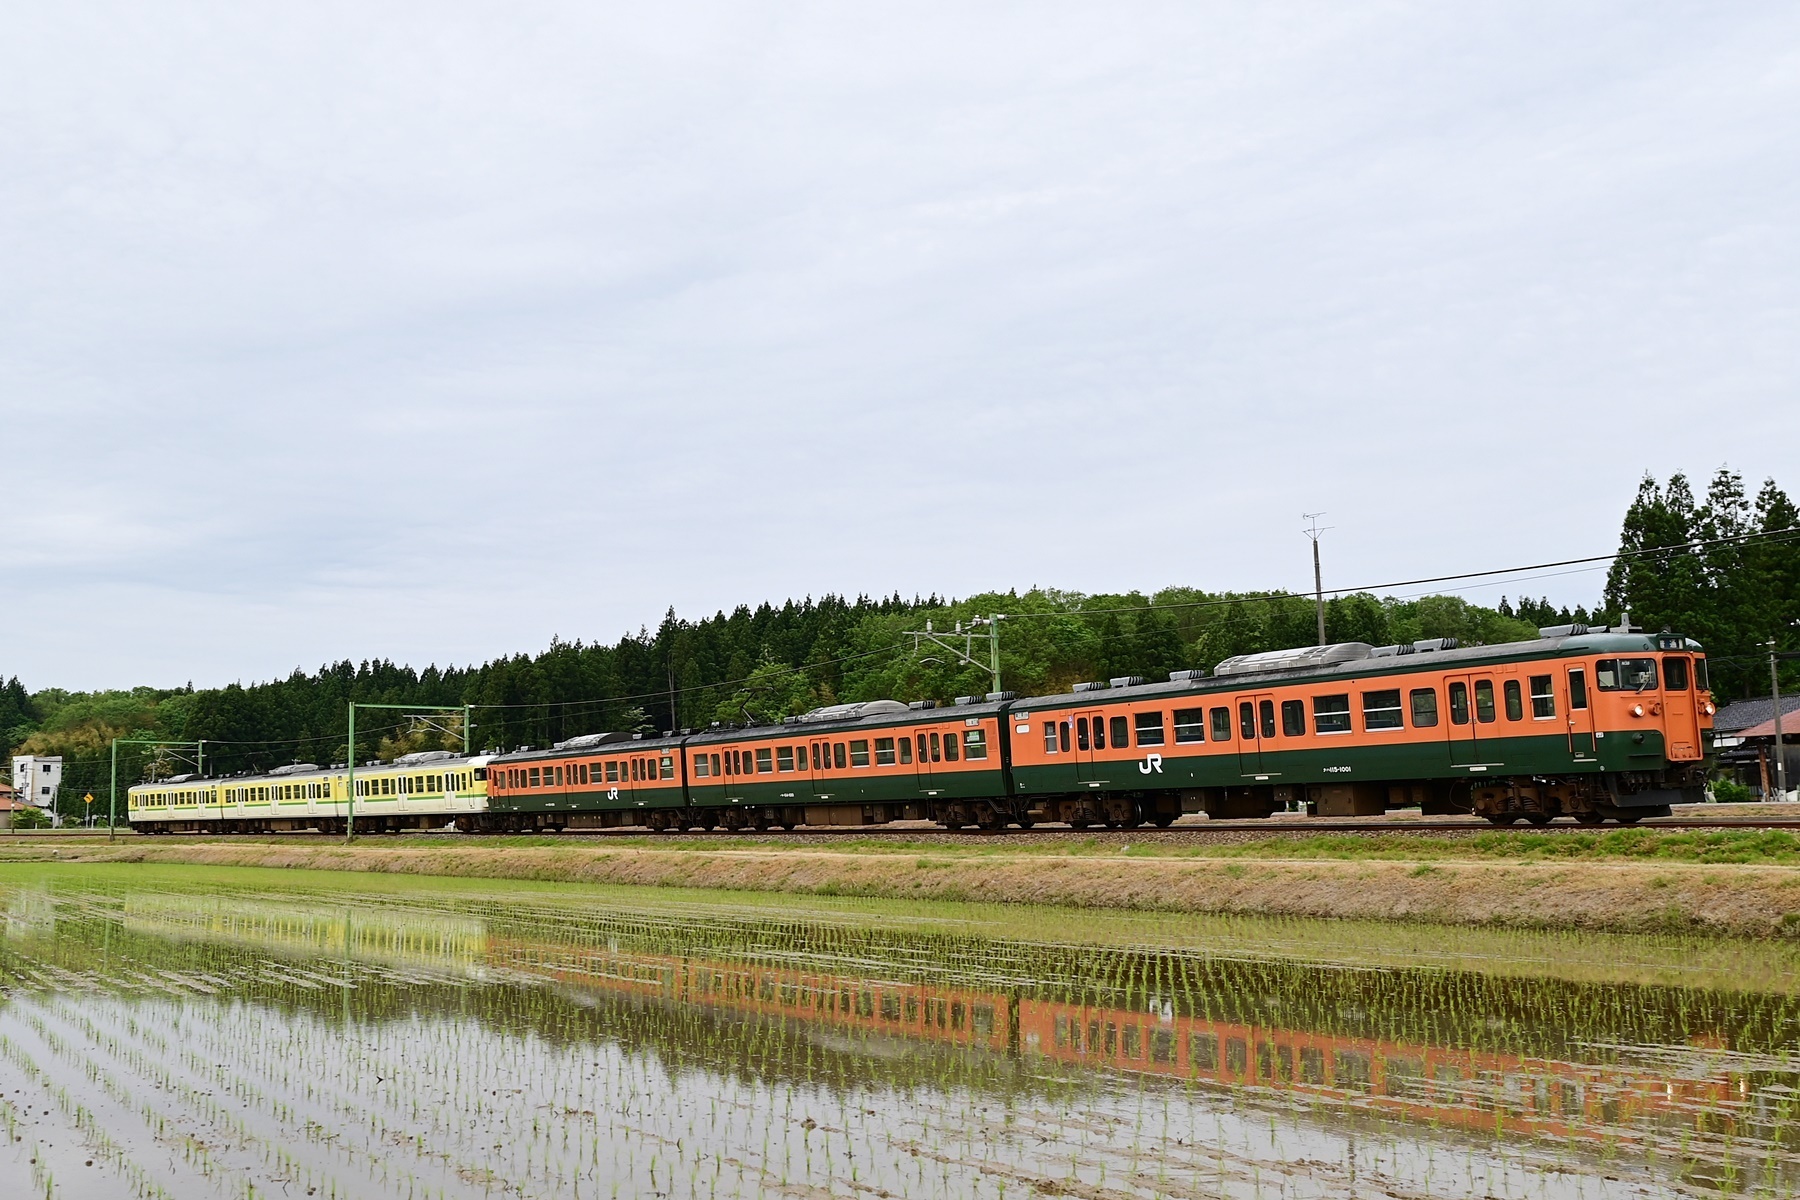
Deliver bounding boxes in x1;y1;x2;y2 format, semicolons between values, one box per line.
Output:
4;864;1800;1198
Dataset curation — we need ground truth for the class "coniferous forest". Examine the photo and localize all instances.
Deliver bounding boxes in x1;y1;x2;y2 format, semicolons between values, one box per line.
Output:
5;466;1796;816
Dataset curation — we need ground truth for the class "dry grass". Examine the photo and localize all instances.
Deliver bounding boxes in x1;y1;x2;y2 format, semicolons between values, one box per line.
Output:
11;838;1800;938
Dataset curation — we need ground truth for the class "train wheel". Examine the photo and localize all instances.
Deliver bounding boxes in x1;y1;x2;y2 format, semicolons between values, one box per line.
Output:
1525;813;1552;826
1486;814;1521;826
974;805;1004;831
1574;810;1604;825
1151;812;1176;828
1616;812;1644;825
1014;813;1036;830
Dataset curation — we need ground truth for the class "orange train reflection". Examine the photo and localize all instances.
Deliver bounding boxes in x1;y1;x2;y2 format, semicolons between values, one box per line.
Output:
485;937;1753;1147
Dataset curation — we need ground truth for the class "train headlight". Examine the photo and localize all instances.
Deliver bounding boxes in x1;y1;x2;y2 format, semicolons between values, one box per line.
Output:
1702;702;1716;716
1630;704;1644;718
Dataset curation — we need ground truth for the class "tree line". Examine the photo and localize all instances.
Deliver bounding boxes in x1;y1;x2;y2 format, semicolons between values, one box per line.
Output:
4;466;1794;817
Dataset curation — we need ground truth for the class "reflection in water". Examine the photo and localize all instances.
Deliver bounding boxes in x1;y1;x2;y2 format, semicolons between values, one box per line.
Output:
1;875;1799;1198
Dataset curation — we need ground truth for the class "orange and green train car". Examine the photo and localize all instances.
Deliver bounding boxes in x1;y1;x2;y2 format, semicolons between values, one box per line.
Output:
480;623;1712;830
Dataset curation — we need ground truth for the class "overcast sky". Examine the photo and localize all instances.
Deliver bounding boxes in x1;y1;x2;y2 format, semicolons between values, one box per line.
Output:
3;3;1797;692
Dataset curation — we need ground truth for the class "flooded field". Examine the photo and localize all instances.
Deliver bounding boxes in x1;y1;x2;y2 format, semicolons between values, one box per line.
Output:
3;866;1800;1199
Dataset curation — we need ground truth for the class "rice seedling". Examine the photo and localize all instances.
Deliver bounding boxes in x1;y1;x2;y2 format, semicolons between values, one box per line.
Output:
1;862;1798;1196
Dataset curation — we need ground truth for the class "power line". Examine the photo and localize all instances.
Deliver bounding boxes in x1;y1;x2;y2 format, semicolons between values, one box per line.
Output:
999;524;1800;621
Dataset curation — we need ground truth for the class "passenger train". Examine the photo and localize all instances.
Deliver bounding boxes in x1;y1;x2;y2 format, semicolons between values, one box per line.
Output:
129;623;1714;832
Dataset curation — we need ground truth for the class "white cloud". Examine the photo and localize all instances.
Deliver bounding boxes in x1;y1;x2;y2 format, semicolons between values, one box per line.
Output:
2;2;1796;689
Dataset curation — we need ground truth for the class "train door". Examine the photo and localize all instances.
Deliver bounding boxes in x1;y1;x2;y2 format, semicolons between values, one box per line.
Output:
911;730;935;798
1074;710;1111;785
1660;656;1702;760
1235;694;1277;777
1565;666;1595;759
810;739;836;801
1445;674;1498;766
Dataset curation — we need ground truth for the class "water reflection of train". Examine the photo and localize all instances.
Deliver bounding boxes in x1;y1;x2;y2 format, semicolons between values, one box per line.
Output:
67;893;1777;1159
489;936;1762;1151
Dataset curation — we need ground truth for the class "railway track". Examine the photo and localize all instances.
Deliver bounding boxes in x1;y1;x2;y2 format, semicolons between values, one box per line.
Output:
529;816;1800;837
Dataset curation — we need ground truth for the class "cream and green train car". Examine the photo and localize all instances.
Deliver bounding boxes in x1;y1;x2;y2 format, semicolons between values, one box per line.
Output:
128;750;494;834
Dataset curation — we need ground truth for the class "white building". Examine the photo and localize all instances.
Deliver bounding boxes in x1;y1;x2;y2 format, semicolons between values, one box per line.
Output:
11;756;62;810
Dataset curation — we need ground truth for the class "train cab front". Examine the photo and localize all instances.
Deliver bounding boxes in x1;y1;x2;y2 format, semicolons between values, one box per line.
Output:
1593;632;1714;810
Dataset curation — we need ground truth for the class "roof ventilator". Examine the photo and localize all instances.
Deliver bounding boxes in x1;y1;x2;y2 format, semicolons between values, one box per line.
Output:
1213;642;1374;677
985;690;1018;702
1168;669;1207;682
1109;676;1147;688
908;700;937;710
1072;681;1108;693
1412;638;1458;653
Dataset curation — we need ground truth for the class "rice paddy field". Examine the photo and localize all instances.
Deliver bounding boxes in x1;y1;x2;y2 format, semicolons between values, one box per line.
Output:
4;865;1800;1199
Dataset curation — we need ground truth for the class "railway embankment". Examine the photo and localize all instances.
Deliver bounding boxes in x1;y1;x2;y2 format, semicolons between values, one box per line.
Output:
9;829;1800;937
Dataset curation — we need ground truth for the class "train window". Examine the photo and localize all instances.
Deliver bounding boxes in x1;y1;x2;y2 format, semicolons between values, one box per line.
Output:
964;729;987;759
1211;707;1231;741
1136;711;1166;746
1410;689;1439;727
849;740;870;767
1530;675;1556;718
1503;680;1524;721
1110;715;1129;748
916;734;928;762
943;732;959;761
1280;700;1304;737
1059;721;1071;752
1093;717;1107;750
1694;658;1709;692
555;766;565;786
710;754;722;777
632;759;642;781
1363;690;1403;730
1238;703;1255;740
1077;718;1091;751
778;746;794;771
756;748;773;772
875;737;896;766
577;764;588;785
834;742;848;769
662;757;675;780
1568;669;1588;710
1595;658;1658;691
899;736;913;765
1474;680;1496;723
606;761;619;782
1449;682;1470;724
1174;709;1205;743
1043;722;1059;753
1663;657;1690;690
1259;700;1276;740
529;767;541;787
929;732;941;761
1313;695;1350;734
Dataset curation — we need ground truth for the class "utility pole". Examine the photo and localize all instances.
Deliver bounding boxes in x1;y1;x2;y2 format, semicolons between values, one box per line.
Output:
345;703;473;843
109;738;205;842
1775;640;1789;801
1303;514;1330;646
905;615;1005;695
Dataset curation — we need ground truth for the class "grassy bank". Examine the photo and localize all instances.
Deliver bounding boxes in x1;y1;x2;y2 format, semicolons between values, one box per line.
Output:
7;836;1800;938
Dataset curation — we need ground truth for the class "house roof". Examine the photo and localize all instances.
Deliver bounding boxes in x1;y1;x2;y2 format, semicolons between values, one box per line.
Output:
1729;715;1800;740
1713;695;1800;734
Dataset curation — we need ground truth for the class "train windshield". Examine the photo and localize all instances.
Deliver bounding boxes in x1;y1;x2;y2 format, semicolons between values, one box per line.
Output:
1594;658;1658;691
1694;657;1710;692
